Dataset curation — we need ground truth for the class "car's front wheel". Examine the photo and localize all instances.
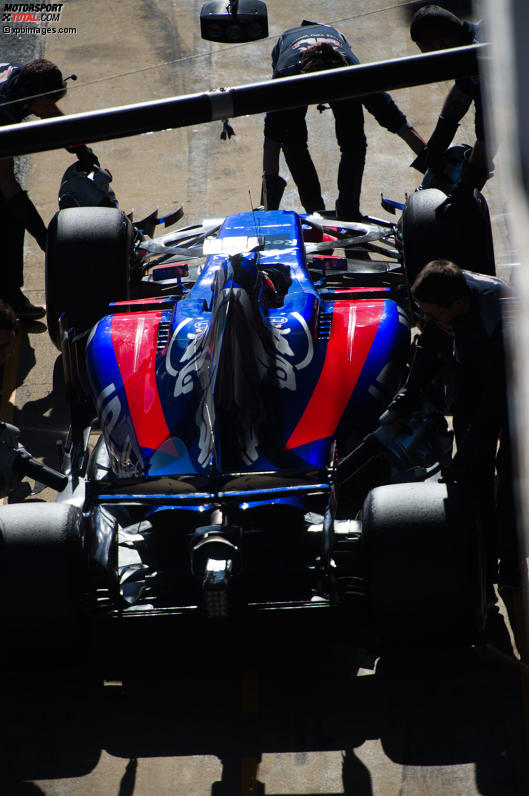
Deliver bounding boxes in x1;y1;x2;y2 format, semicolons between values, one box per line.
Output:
400;187;496;285
46;206;134;349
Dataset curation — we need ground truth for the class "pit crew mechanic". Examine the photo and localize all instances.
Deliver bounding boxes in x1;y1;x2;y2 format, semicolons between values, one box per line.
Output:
0;59;99;319
392;260;519;592
261;22;426;220
409;4;492;202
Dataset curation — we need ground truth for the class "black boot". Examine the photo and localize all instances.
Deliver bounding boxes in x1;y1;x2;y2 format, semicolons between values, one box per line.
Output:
335;201;368;222
4;288;45;320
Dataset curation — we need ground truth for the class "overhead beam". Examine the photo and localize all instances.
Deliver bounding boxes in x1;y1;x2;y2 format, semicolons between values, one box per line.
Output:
0;44;486;157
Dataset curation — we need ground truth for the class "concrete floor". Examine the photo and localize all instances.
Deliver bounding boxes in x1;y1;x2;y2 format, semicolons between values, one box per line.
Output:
0;2;527;794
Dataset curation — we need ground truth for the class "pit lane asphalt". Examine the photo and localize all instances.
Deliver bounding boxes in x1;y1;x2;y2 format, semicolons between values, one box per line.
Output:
1;1;527;795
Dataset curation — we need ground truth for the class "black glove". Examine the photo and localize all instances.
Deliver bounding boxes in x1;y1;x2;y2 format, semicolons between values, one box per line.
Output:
65;144;100;171
449;156;489;203
410;115;459;175
436;156;489;219
6;191;47;251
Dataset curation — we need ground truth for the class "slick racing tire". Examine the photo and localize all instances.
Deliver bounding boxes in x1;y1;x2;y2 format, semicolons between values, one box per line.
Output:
0;502;88;665
362;482;487;652
401;187;496;284
46;206;133;349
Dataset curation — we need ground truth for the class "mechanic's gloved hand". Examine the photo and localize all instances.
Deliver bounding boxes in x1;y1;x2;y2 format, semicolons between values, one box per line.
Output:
410;148;429;175
435;191;470;221
448;156;489;204
6;191;47;251
410;115;459;175
66;144;100;171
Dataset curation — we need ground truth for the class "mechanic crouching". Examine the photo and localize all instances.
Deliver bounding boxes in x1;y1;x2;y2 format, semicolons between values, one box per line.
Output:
261;22;425;219
390;260;522;606
0;59;99;319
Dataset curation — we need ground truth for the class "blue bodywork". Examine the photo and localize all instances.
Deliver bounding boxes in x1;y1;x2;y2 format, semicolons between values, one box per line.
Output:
86;211;410;479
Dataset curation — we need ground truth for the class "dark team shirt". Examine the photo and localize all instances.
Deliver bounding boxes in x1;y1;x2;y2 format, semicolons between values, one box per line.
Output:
0;63;29;125
413;270;511;429
269;24;408;134
271;23;358;77
452;270;510;372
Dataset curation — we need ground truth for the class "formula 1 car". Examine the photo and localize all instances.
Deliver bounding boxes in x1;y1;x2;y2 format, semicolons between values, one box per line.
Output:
0;161;494;665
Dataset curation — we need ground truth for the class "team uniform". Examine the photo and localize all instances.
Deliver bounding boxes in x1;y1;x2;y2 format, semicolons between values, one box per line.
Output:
263;23;415;218
0;61;97;317
413;271;515;587
0;63;44;310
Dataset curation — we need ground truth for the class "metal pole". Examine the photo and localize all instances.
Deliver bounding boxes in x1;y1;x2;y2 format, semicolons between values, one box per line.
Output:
0;44;486;157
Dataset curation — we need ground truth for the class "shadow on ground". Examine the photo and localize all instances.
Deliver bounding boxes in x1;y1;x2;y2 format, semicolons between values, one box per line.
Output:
0;632;527;796
13;350;69;470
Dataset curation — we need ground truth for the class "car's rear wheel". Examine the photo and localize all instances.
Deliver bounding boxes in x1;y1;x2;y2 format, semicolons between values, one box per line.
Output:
401;187;496;284
362;482;488;652
46;206;134;349
0;502;90;666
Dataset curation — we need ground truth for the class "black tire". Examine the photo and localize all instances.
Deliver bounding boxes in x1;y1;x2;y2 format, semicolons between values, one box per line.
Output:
0;502;89;663
362;482;487;651
401;187;496;284
46;206;133;349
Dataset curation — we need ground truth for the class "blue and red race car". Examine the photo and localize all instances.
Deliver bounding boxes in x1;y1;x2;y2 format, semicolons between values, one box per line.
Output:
0;179;494;661
86;210;410;478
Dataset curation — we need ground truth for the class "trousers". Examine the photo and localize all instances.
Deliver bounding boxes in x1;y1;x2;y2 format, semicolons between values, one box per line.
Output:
264;97;367;216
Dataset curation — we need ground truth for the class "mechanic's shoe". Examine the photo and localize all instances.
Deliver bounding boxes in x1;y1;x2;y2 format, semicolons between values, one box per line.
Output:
335;207;370;223
8;291;45;320
335;199;370;222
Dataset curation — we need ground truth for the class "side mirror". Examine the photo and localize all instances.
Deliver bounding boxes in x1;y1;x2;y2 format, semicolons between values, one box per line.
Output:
200;0;268;43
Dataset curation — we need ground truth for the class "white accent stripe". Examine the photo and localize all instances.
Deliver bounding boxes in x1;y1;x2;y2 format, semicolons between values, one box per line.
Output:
347;305;357;362
292;311;314;371
133;317;145;374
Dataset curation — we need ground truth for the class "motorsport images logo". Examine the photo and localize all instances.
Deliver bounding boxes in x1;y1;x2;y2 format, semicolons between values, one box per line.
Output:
2;2;76;34
3;3;64;22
